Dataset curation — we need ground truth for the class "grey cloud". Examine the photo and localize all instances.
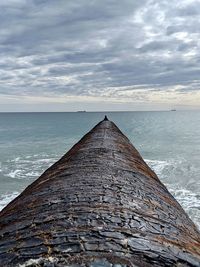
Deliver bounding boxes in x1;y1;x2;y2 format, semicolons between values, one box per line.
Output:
176;2;200;17
0;0;199;103
138;40;177;52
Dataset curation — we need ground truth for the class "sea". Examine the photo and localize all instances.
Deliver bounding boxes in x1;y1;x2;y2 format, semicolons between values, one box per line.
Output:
0;111;199;230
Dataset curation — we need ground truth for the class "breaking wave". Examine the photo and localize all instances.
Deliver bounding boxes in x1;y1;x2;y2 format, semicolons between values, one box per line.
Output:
0;191;19;211
1;154;58;180
145;158;200;230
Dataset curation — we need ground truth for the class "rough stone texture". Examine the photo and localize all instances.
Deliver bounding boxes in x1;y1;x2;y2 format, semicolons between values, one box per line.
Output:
0;118;200;267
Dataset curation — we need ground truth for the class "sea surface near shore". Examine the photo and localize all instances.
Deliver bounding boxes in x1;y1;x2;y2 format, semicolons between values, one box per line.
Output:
0;111;199;229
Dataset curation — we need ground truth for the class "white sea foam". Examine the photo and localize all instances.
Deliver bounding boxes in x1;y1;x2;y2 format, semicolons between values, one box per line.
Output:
145;158;200;230
167;185;200;230
144;158;170;176
35;158;56;163
0;192;19;211
2;155;58;179
7;169;22;178
24;171;41;177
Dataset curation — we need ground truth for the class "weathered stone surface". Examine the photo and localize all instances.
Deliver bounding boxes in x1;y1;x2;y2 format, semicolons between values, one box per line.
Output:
0;117;200;266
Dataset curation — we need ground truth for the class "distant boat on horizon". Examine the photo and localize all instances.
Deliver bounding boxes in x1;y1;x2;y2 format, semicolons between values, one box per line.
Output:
77;110;86;113
171;109;176;111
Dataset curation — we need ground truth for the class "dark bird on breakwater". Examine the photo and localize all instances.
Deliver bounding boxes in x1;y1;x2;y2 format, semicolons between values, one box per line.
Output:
0;117;200;266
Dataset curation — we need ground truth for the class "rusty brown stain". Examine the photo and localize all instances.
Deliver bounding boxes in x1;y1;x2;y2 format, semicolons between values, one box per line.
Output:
0;117;200;267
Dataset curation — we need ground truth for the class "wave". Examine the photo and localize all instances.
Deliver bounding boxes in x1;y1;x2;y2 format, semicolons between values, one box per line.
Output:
7;169;41;179
7;169;22;179
168;185;200;230
0;192;19;211
145;158;200;230
1;154;58;179
144;159;170;176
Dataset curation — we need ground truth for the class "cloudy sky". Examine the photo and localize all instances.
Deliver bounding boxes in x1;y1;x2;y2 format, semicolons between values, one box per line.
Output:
0;0;200;111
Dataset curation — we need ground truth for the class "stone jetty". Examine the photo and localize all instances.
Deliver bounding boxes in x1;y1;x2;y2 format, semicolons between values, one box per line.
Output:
0;117;200;266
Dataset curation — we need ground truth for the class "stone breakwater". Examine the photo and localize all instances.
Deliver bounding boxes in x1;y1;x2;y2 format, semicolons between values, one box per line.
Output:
0;117;200;266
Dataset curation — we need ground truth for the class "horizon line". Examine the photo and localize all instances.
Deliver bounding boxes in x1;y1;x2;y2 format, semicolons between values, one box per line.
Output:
0;109;200;113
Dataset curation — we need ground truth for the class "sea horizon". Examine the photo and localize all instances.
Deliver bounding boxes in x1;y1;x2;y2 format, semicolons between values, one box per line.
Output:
0;109;200;113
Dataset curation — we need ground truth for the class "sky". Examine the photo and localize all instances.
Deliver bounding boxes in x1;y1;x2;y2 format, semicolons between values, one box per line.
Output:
0;0;200;111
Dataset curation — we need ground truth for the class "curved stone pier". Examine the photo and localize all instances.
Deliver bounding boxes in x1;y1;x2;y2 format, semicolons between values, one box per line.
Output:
0;117;200;266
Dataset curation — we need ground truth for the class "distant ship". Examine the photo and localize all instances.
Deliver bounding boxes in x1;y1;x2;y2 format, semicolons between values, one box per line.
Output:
171;109;176;111
77;110;86;113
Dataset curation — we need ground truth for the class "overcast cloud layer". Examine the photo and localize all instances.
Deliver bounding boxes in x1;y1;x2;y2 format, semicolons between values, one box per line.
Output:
0;0;200;111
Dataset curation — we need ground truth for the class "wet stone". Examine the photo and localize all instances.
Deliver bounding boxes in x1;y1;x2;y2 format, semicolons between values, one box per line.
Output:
107;216;122;224
0;240;17;254
47;236;67;245
18;237;44;249
128;238;151;251
98;241;123;252
84;241;99;251
0;252;17;263
99;231;125;240
90;259;113;267
53;243;82;253
18;245;48;256
129;219;141;229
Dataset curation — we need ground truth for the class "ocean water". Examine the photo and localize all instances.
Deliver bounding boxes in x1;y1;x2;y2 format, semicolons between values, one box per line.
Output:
0;111;200;229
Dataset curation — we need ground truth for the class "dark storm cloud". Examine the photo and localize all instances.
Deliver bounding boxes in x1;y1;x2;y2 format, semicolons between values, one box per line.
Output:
0;0;200;101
